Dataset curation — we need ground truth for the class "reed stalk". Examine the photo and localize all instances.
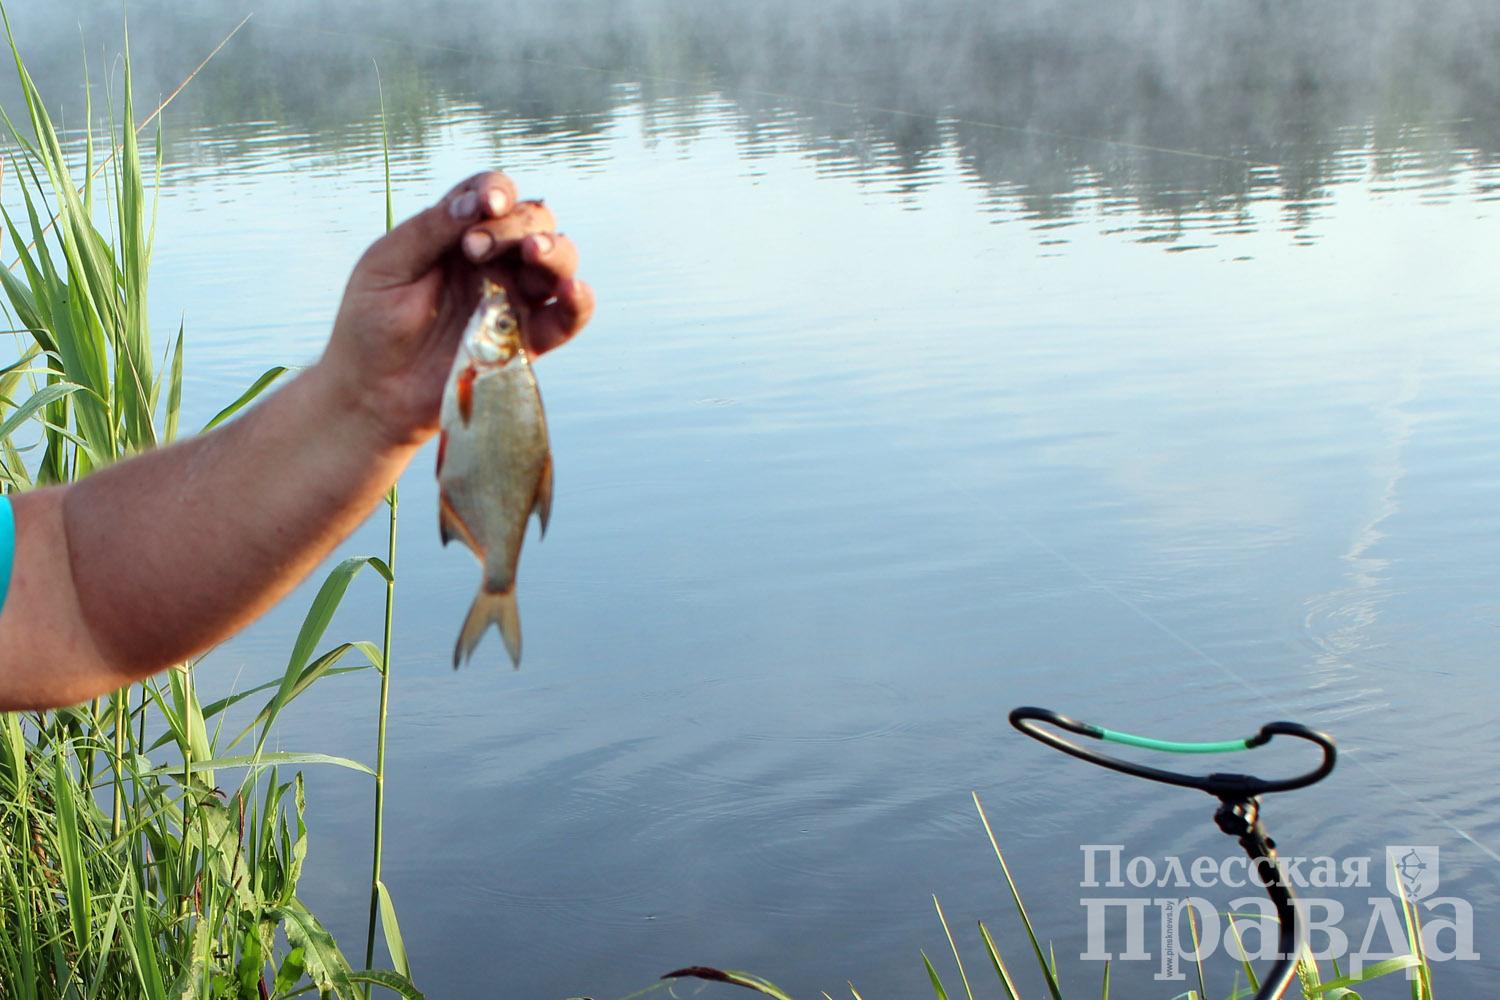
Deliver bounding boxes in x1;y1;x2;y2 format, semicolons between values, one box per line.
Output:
365;483;399;975
0;13;422;998
365;74;410;983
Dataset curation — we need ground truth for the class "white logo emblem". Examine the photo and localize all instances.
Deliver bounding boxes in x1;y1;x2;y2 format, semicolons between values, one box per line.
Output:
1386;845;1439;901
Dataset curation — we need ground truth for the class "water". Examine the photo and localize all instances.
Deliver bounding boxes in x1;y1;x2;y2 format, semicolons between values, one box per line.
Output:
5;1;1500;995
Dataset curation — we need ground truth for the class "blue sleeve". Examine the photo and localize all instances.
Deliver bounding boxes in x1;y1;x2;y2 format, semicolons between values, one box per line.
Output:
0;495;13;613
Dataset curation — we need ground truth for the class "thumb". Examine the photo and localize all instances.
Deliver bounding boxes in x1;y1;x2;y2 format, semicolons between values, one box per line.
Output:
358;171;518;284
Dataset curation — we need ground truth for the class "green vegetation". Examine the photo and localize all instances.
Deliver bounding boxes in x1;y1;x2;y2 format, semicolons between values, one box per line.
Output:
669;792;1437;1000
362;74;408;984
0;14;419;998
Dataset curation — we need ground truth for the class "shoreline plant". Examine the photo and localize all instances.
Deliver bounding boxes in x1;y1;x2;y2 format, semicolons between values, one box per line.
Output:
0;12;420;998
664;792;1437;1000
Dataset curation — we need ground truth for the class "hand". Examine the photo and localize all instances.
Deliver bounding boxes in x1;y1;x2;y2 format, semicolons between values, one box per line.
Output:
321;171;595;447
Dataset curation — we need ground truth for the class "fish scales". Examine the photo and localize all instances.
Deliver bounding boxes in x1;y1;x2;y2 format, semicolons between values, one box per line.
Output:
437;280;553;668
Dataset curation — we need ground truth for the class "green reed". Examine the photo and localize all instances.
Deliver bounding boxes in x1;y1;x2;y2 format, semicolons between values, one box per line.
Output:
667;791;1437;1000
0;12;420;998
918;793;1434;1000
364;71;411;984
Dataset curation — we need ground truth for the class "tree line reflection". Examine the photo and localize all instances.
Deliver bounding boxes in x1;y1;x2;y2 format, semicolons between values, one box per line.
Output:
6;0;1499;246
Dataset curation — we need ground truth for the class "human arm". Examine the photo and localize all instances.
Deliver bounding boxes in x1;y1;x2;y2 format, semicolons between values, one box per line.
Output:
0;171;593;709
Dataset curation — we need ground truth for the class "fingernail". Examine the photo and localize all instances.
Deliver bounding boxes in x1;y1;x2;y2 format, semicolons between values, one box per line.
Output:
449;190;478;219
486;188;510;215
463;230;494;260
529;233;554;258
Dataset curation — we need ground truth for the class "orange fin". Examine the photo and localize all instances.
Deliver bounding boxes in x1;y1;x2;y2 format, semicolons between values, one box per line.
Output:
453;585;521;669
456;364;476;425
435;429;448;477
534;455;554;538
439;492;482;553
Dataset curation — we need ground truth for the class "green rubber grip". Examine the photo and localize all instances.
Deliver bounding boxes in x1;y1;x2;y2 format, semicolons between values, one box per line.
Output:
1096;727;1252;754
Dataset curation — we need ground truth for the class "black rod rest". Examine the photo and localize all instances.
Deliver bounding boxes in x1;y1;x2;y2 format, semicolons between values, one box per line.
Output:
1009;707;1338;1000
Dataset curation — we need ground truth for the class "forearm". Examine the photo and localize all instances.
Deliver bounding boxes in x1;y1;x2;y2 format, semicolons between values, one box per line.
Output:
1;362;415;707
69;361;417;675
0;170;584;711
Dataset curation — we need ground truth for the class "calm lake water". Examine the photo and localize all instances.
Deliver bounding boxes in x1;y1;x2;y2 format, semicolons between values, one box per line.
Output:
6;1;1500;995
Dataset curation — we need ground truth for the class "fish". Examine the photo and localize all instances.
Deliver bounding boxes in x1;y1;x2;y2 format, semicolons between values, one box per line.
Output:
437;278;553;668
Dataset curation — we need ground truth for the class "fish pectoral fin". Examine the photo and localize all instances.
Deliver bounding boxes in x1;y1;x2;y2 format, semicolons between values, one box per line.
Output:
453;585;521;669
534;456;554;538
456;364;477;425
439;492;483;553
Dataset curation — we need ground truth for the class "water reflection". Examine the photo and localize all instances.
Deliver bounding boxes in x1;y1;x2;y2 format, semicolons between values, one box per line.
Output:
9;0;1500;255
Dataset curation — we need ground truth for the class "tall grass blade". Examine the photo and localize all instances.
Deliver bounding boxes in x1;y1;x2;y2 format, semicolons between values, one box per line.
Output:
1225;912;1262;995
973;791;1064;1000
126;874;168;1000
2;12;250;273
183;656;371;744
167;666;211;763
0;15;417;998
377;64;393;232
1396;876;1432;1000
376;879;411;979
275;898;361;997
347;970;427;1000
976;921;1021;1000
163;323;183;441
166;919;210;1000
922;951;951;1000
364;82;403;986
932;894;974;1000
200;364;288;432
1186;903;1207;1000
253;555;386;756
1301;956;1421;995
0;380;85;441
49;749;92;952
227;640;380;750
148;751;375;777
85;869;132;1000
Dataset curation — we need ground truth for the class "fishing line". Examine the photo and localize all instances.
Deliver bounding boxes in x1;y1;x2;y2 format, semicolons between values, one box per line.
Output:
933;462;1500;868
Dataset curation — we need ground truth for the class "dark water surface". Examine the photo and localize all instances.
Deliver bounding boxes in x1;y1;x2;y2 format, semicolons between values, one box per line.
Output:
6;1;1500;995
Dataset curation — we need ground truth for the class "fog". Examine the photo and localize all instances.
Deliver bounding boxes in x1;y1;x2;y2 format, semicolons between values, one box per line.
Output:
4;0;1500;232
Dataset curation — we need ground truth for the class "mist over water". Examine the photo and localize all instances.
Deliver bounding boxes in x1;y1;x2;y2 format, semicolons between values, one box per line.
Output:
9;0;1500;247
4;1;1500;996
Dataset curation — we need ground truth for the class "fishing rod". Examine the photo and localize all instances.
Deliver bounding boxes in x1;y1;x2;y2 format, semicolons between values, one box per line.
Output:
1009;707;1337;1000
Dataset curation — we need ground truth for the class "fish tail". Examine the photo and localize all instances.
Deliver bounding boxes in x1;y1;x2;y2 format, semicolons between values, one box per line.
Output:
453;584;522;669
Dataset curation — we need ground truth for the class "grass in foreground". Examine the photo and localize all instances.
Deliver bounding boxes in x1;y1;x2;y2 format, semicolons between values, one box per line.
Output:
0;12;418;997
667;792;1435;1000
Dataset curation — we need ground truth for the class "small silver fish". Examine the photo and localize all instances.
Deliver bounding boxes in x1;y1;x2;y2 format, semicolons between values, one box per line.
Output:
437;279;553;667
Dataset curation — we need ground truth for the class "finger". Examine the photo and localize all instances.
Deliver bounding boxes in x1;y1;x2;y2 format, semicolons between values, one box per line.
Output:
515;233;580;302
459;201;558;263
361;171;518;283
524;278;595;357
